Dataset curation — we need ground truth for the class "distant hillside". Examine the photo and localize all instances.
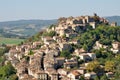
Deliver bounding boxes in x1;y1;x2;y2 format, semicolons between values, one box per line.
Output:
106;16;120;26
0;19;57;38
0;20;57;28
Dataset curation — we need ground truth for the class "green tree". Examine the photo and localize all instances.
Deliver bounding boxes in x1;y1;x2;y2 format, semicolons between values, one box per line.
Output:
28;50;34;55
48;24;56;29
94;76;99;80
105;61;115;72
48;31;56;37
86;61;100;72
9;74;18;80
60;50;72;59
82;44;88;52
100;74;108;80
0;62;17;79
79;75;85;80
42;31;56;37
114;55;120;79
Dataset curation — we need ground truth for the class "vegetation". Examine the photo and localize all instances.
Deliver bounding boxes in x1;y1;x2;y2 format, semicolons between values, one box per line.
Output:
0;45;17;80
0;44;18;80
42;31;56;37
78;25;120;51
28;50;34;55
0;62;18;80
86;61;100;72
74;25;120;78
100;74;108;80
48;24;56;29
0;20;57;39
60;50;72;59
0;37;24;45
105;60;115;72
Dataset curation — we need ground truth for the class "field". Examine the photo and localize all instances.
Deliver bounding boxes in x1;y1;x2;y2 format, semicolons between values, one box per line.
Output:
0;37;24;45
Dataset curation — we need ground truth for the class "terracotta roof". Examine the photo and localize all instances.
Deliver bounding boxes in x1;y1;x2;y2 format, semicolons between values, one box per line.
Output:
71;70;80;76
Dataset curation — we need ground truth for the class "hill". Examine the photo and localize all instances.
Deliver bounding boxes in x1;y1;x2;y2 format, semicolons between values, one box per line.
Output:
106;16;120;26
7;15;120;80
0;19;57;38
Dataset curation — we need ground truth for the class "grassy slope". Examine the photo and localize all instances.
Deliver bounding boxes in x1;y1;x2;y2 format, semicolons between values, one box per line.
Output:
0;37;24;45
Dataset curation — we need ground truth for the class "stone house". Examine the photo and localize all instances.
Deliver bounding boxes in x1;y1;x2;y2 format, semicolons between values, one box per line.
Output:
16;46;23;52
79;53;91;61
66;18;74;25
53;36;61;41
64;60;78;69
85;16;94;23
106;72;114;79
84;72;97;80
94;41;107;49
89;22;96;29
69;39;80;45
77;67;86;75
46;49;60;57
71;25;81;32
87;53;96;60
32;41;41;48
79;53;96;61
66;32;77;38
59;29;65;37
19;74;37;80
55;57;65;67
34;71;48;80
67;70;81;80
17;53;24;61
28;53;43;77
59;42;72;51
42;36;55;45
111;42;120;53
10;57;19;67
72;19;83;24
57;69;69;76
112;42;120;49
110;22;117;27
44;54;57;70
51;72;59;80
74;48;86;56
45;68;59;80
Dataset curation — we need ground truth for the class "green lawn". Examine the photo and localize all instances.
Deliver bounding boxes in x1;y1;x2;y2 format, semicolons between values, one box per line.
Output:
0;37;24;45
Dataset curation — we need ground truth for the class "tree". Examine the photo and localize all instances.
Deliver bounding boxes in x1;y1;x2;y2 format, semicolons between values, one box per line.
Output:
48;24;56;29
82;44;88;52
94;76;99;80
100;74;108;80
86;61;100;72
48;31;56;37
9;74;18;80
0;62;17;79
115;71;120;80
105;61;115;72
114;55;120;79
42;31;56;37
60;50;72;59
79;75;85;80
28;50;34;55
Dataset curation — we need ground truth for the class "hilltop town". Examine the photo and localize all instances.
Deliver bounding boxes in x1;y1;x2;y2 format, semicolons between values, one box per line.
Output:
6;14;120;80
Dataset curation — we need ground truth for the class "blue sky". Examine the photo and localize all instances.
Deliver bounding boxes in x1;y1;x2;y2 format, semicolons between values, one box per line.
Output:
0;0;120;21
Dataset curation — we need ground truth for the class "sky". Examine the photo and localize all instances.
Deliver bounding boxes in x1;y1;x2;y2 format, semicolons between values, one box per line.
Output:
0;0;120;21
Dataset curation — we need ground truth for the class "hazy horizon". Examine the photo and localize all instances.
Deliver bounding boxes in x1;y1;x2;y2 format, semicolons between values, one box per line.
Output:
0;0;120;21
